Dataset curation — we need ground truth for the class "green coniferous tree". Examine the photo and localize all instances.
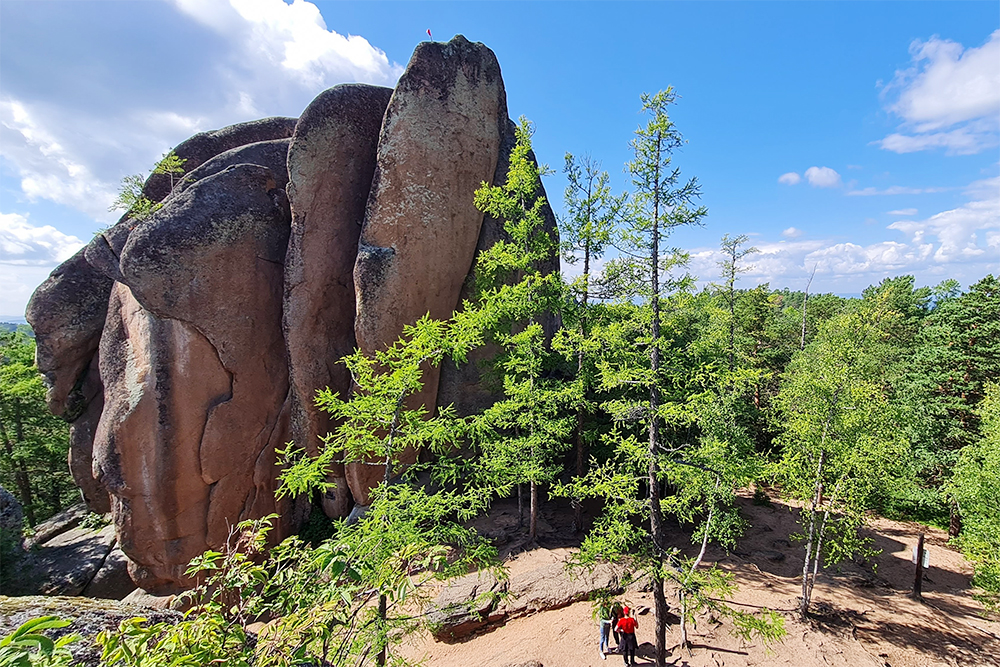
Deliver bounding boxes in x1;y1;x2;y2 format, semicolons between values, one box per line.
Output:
470;117;571;543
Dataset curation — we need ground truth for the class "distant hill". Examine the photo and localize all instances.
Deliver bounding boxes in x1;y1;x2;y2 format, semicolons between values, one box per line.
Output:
0;320;33;336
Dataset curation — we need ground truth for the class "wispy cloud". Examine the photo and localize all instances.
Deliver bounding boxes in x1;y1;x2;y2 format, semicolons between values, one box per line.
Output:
778;172;801;185
847;185;948;197
887;208;918;216
877;30;1000;155
688;175;999;292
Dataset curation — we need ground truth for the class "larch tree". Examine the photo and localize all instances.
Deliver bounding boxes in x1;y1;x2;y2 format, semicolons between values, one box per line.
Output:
560;153;624;531
471;117;568;543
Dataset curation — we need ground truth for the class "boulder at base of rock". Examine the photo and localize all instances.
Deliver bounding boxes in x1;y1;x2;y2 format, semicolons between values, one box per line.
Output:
283;83;392;518
95;164;293;594
0;595;182;667
30;524;116;597
429;556;621;643
0;485;24;552
427;571;508;642
82;546;136;600
24;502;88;550
350;35;507;505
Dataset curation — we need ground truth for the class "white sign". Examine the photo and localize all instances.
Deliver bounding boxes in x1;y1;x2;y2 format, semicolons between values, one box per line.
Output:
912;546;930;568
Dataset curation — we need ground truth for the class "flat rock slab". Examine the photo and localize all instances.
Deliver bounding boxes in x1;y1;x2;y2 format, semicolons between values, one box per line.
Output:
429;560;621;643
31;524;116;596
25;503;88;549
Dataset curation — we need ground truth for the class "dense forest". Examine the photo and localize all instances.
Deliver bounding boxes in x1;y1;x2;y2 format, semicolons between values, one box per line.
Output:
1;94;998;667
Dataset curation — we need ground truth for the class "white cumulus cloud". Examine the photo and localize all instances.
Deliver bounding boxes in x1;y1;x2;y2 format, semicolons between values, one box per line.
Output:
804;166;841;188
778;172;801;185
0;212;85;267
782;227;803;238
173;0;402;94
0;0;402;227
878;30;1000;155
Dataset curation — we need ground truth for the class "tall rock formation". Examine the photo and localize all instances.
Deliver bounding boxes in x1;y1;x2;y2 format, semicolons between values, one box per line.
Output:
283;84;393;519
436;119;561;419
26;35;560;593
350;35;508;504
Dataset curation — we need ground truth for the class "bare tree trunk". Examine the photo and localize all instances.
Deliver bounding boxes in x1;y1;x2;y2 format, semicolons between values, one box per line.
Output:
679;591;689;656
949;500;962;538
376;593;387;667
573;245;590;533
0;401;35;525
800;264;816;350
517;484;524;528
529;479;538;542
653;576;669;660
800;452;825;618
680;477;718;654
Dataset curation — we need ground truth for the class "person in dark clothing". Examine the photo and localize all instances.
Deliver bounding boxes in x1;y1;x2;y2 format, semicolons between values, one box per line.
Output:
610;601;624;650
615;606;639;666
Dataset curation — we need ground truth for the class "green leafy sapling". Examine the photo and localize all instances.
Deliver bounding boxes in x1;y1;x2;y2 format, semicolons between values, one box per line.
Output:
109;151;187;221
276;314;498;667
776;290;908;618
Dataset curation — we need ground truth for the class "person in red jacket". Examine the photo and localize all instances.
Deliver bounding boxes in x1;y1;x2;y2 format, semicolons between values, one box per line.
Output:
615;606;638;666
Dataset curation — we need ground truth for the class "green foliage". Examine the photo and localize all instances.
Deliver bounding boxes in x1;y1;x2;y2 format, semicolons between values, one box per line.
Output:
108;152;187;221
0;331;75;528
278;314;475;498
776;289;910;615
79;512;110;530
0;617;78;667
97;615;251;667
274;310;499;665
949;383;1000;611
469;117;571;540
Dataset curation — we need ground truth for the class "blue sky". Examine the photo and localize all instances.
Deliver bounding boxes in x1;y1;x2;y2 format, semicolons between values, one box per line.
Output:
1;1;997;317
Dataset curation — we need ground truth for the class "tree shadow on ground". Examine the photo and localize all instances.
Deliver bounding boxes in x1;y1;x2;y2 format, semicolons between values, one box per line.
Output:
806;601;1000;667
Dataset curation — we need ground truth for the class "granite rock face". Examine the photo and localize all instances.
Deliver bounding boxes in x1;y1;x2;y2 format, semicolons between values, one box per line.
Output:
284;84;393;519
94;165;293;593
25;249;112;421
173;138;292;196
27;35;560;594
142;117;297;202
350;35;508;504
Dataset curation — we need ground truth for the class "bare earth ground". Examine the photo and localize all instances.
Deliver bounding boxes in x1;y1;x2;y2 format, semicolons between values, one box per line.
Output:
401;495;1000;667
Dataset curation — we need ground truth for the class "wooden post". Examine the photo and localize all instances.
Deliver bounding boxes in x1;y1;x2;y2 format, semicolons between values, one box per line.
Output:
912;533;925;601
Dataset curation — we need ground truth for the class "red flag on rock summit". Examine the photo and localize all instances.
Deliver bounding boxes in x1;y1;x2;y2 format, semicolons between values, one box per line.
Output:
427;29;432;40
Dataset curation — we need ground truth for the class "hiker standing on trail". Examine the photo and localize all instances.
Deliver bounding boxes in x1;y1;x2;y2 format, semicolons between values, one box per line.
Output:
610;600;624;650
598;600;614;659
615;606;638;667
